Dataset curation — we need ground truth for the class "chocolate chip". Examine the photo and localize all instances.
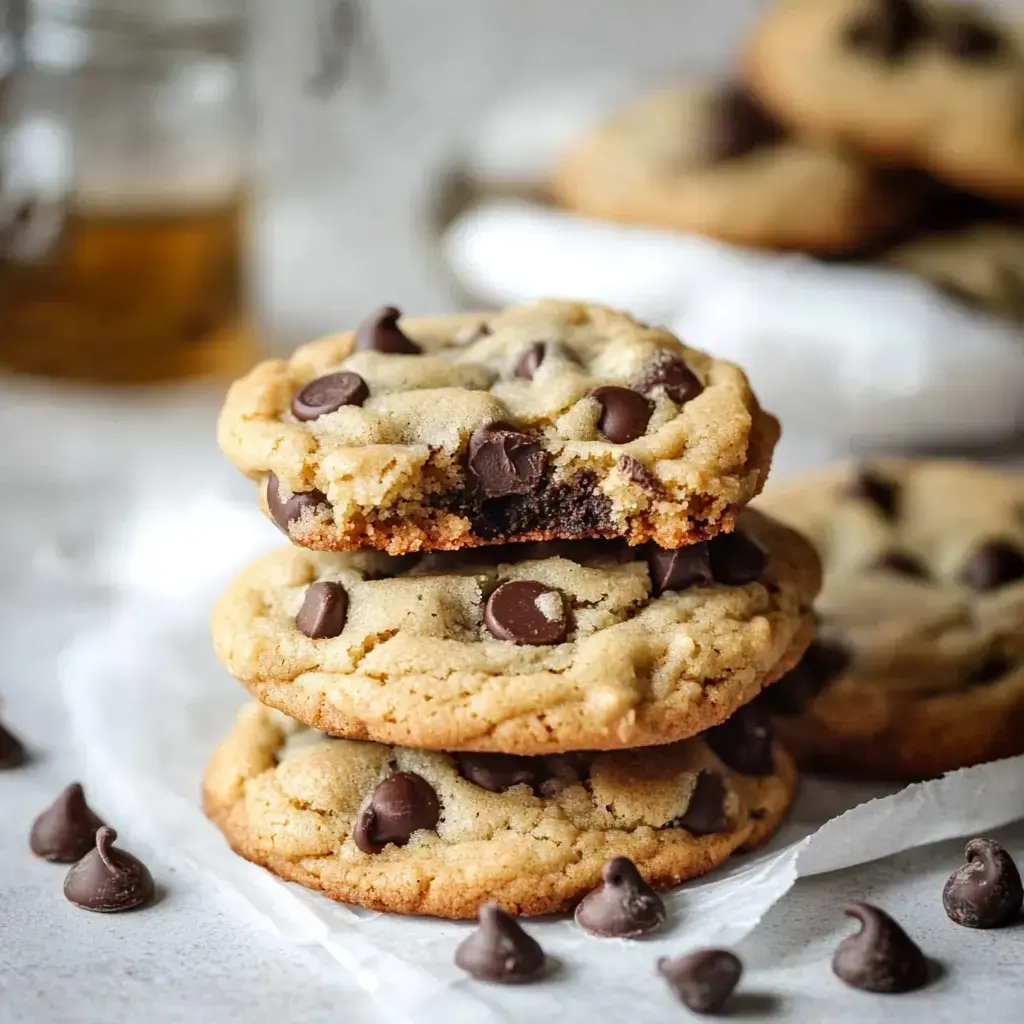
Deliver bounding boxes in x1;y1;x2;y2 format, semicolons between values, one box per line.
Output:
455;752;550;793
353;772;440;854
618;455;661;493
591;386;653;444
832;901;928;993
574;857;666;938
514;341;548;380
705;704;774;777
647;543;713;595
846;468;899;519
265;473;328;534
30;783;104;862
484;580;568;646
0;719;26;769
291;371;369;421
63;827;155;913
943;838;1022;929
758;640;850;716
708;531;767;586
959;540;1024;591
704;84;784;163
455;902;546;983
658;949;743;1013
935;15;1002;59
353;305;421;354
296;581;348;639
672;771;728;836
844;0;922;60
455;321;492;346
467;422;547;498
873;550;929;579
638;352;703;406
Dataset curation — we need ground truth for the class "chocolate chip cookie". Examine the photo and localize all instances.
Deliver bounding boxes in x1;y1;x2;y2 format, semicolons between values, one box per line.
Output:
211;509;820;754
217;300;779;554
756;460;1024;779
745;0;1024;202
202;702;798;918
552;81;924;253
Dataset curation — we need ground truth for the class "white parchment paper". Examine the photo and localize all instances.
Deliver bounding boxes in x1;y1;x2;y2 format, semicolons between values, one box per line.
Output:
58;491;1024;1024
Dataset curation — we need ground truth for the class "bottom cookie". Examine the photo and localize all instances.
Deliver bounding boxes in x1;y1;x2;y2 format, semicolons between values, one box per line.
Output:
203;703;797;919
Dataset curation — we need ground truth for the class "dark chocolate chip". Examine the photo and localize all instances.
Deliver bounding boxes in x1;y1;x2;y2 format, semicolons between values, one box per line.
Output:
832;901;928;993
647;542;713;595
758;640;850;716
484;580;568;646
30;783;104;862
704;84;784;163
843;0;922;59
291;371;369;421
708;531;767;586
296;581;348;639
638;352;703;406
574;857;666;938
353;305;421;354
515;341;548;380
847;468;899;519
967;654;1013;687
618;455;661;493
590;386;653;444
265;473;328;534
935;15;1002;59
959;540;1024;591
63;827;154;913
455;902;546;983
455;752;550;794
658;949;743;1013
467;422;547;499
672;770;728;836
0;719;26;770
705;704;774;777
353;772;440;854
873;550;930;579
943;838;1023;929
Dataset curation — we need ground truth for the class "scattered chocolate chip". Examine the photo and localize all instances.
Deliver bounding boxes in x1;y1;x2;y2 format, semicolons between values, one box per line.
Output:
647;543;713;595
291;371;369;421
618;455;661;493
672;771;728;836
832;901;928;993
873;550;929;579
484;580;569;646
943;838;1023;929
658;949;743;1013
847;468;899;519
455;752;549;794
0;719;26;769
30;783;104;862
705;84;784;163
708;531;767;586
63;827;154;913
265;473;328;533
843;0;922;59
296;581;348;639
638;353;703;406
968;654;1013;686
455;902;546;983
353;305;421;354
514;341;548;380
591;386;653;444
935;15;1002;59
467;422;547;498
574;857;666;938
353;772;441;854
705;704;774;777
959;540;1024;591
758;640;850;716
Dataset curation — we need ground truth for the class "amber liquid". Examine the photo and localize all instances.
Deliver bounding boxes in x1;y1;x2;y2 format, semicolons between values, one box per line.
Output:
0;198;258;383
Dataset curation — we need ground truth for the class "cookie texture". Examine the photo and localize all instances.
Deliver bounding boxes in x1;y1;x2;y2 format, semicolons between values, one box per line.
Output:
202;703;798;919
757;460;1024;778
217;300;779;554
211;509;820;754
745;0;1024;202
552;80;924;253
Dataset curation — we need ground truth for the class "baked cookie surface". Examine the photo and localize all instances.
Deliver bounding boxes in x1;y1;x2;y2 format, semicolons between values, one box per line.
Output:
552;81;924;253
756;460;1024;778
218;300;778;554
211;509;820;754
745;0;1024;202
203;702;798;919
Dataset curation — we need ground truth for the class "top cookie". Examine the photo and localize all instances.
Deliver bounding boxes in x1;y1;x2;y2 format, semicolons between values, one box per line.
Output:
218;301;778;554
745;0;1024;202
552;81;924;253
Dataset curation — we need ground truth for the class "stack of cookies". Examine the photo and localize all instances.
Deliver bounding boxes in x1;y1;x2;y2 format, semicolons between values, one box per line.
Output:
203;299;821;922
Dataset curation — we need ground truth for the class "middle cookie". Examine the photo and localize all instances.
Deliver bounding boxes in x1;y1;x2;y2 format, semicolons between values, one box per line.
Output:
212;508;820;754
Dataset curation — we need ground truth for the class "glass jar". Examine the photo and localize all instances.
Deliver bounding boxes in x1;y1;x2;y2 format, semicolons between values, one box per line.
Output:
0;0;256;383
